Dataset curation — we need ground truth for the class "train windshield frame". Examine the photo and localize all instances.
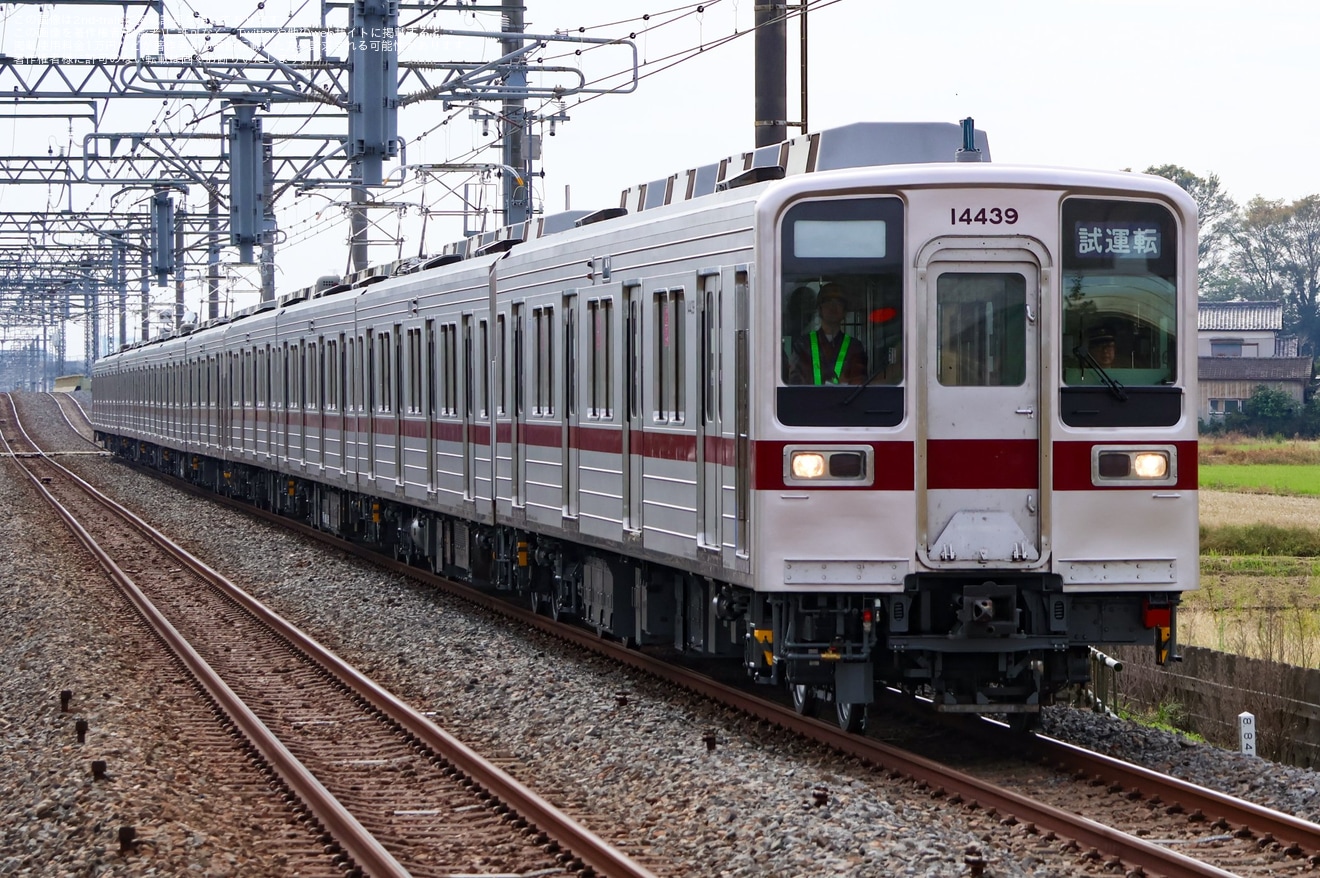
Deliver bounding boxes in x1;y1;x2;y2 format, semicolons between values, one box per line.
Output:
776;196;905;427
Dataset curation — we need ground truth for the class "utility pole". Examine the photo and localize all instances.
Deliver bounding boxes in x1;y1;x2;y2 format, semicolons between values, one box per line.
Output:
174;207;186;329
501;0;529;226
347;0;400;273
754;0;787;147
208;183;221;320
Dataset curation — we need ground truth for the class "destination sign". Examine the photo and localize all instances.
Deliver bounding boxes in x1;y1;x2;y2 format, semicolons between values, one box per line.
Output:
1073;222;1161;258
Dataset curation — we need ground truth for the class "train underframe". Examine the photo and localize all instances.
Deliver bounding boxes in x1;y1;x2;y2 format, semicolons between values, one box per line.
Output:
107;436;1179;733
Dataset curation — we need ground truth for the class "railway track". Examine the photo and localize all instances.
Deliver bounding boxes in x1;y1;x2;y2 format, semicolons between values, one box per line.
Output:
44;390;98;446
110;446;1320;878
17;389;1320;876
1;392;659;878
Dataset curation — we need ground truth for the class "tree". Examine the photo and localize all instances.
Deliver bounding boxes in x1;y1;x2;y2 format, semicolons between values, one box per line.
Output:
1144;164;1239;297
1228;196;1320;355
1243;385;1298;421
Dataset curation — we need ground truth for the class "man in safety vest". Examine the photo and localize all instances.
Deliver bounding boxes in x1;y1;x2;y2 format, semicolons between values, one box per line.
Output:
788;283;869;385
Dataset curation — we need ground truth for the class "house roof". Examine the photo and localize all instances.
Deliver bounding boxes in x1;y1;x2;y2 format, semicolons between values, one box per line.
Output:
1198;300;1282;332
1197;356;1313;381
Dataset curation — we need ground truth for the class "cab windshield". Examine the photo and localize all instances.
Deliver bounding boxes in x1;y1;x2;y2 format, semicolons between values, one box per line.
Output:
1061;198;1178;387
779;197;904;395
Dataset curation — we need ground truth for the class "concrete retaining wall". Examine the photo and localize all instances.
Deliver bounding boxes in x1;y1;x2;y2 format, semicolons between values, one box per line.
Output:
1113;645;1320;768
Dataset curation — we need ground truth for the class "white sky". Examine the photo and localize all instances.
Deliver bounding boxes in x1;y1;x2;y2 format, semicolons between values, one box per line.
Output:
1;0;1317;350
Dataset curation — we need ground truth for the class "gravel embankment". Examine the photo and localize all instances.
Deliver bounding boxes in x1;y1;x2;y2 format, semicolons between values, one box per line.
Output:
5;391;1320;876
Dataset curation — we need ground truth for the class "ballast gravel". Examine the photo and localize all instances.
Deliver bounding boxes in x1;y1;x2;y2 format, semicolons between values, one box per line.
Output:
4;390;1320;877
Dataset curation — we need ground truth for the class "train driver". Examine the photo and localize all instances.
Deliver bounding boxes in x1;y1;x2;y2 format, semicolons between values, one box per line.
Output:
1087;325;1118;368
787;283;869;385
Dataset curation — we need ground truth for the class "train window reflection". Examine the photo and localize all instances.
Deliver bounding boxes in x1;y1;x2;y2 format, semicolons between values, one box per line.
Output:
935;273;1027;387
1061;199;1178;387
779;197;904;389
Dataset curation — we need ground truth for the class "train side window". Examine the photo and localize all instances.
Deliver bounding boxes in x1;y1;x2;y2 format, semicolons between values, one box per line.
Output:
422;324;434;417
652;289;684;424
588;298;613;420
379;332;392;414
438;324;455;416
533;306;555;417
703;285;720;426
625;292;641;421
495;314;507;416
504;314;515;419
483;318;493;418
462;320;473;419
564;301;577;417
408;328;422;414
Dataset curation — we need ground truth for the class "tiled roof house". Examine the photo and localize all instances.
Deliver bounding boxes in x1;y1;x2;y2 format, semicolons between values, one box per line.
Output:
1197;300;1311;420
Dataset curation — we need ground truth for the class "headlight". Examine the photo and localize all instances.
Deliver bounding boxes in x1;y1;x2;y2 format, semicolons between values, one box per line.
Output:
1132;452;1169;479
791;452;826;479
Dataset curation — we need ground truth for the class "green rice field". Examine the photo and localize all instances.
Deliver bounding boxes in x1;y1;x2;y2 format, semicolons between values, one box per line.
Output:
1198;464;1320;495
1193;438;1320;666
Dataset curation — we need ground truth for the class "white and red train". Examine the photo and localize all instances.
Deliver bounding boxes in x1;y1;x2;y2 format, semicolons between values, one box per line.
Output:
92;121;1199;730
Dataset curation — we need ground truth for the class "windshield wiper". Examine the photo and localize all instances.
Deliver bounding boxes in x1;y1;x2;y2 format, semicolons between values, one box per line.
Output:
1073;346;1128;402
839;360;895;407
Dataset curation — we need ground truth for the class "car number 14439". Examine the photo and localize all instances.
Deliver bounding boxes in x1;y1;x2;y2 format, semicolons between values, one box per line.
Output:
950;207;1019;225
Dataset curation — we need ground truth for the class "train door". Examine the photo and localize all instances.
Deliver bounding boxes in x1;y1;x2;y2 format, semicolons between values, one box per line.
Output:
344;335;359;482
917;243;1044;568
732;268;751;563
562;292;580;520
283;342;293;464
316;338;327;472
366;329;377;482
393;325;404;488
697;270;721;552
622;284;641;533
425;320;437;493
510;303;525;509
295;341;306;466
643;277;694;557
264;344;274;463
462;314;484;507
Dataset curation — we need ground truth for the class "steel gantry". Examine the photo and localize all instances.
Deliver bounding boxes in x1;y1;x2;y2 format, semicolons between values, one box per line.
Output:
0;0;639;386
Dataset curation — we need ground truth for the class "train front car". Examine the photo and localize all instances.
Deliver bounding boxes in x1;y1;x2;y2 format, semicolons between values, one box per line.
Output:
750;164;1198;730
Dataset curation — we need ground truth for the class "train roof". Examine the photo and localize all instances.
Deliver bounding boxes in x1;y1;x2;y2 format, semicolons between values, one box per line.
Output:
100;120;1192;362
282;121;994;304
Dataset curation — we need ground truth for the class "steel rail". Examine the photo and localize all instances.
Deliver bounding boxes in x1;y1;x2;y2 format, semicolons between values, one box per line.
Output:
1032;733;1319;854
5;395;657;878
96;435;1317;878
0;395;411;877
208;487;1254;878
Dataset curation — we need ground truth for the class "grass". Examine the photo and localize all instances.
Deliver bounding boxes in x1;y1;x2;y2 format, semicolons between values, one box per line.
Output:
1200;464;1320;494
1199;435;1320;465
1200;435;1320;494
1188;438;1320;667
1112;436;1320;754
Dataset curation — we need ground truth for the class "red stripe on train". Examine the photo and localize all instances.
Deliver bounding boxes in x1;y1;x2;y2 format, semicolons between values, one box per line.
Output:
752;441;915;492
926;439;1039;490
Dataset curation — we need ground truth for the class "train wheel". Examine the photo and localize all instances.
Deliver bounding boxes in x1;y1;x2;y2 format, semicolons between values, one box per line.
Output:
790;683;817;717
836;700;865;734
